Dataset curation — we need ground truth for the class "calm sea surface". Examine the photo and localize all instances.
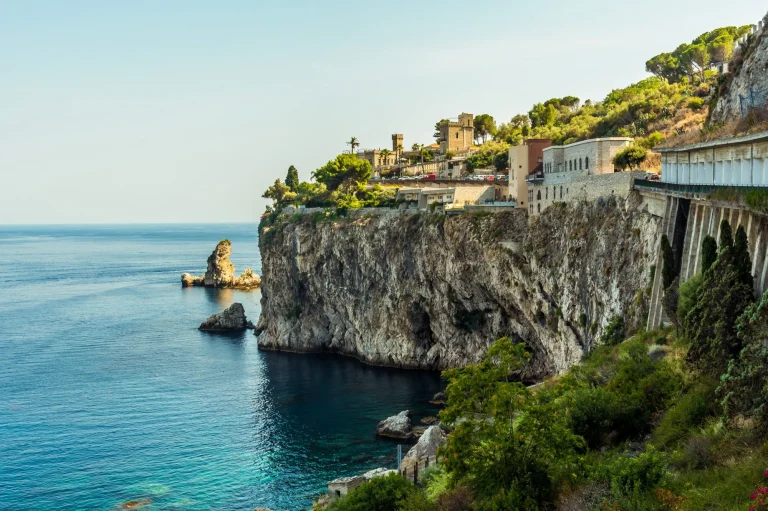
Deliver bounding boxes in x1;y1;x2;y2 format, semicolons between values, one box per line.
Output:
0;224;442;511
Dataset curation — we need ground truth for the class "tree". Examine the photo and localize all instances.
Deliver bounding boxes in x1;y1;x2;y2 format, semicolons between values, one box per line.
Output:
312;153;372;191
378;149;391;168
681;43;710;78
473;114;497;143
719;219;733;252
660;234;677;290
701;235;717;273
613;145;649;170
262;179;295;206
663;276;681;334
734;225;753;287
528;103;557;129
433;118;449;143
346;136;360;154
284;165;299;192
685;221;754;375
440;338;583;507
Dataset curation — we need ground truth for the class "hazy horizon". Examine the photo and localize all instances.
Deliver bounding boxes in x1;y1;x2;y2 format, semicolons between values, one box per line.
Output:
3;0;766;224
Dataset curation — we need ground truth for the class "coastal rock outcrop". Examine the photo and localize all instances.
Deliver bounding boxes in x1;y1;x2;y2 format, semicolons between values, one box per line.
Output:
376;410;412;439
199;303;250;332
257;197;659;380
404;425;446;462
182;240;261;289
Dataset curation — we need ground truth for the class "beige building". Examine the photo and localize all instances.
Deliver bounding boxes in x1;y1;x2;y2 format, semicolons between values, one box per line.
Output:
439;113;474;154
528;137;634;215
508;139;551;209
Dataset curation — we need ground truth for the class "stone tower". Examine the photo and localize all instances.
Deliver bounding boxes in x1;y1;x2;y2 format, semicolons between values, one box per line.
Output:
392;134;404;152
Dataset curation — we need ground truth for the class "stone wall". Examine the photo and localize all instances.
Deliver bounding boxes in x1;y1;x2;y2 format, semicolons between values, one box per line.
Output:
529;171;642;216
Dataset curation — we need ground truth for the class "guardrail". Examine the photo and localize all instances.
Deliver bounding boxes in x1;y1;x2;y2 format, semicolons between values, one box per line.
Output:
634;180;768;195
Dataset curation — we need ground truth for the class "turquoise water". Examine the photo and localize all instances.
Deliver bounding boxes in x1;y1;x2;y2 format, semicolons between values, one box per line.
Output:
0;225;442;510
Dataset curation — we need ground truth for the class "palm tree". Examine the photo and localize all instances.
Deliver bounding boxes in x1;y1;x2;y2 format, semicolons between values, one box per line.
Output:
347;137;360;155
379;149;391;169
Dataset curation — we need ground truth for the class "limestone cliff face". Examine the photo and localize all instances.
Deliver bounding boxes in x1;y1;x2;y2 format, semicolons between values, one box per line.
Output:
257;197;659;380
711;23;768;123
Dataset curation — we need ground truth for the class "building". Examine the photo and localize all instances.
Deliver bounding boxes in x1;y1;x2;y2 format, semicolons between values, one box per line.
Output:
357;148;398;170
527;137;634;215
508;139;552;209
656;130;768;186
396;185;495;210
439;113;474;154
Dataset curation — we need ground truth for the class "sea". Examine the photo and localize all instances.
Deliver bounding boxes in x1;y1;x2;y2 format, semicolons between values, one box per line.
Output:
0;224;442;511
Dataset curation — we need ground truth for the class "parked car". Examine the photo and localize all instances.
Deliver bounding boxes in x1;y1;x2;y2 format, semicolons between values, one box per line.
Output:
425;174;437;180
485;175;495;181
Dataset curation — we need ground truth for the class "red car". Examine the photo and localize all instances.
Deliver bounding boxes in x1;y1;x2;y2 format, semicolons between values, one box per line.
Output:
485;175;495;181
425;174;437;180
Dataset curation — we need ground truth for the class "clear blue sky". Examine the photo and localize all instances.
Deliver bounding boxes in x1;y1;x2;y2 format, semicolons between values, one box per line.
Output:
2;1;766;224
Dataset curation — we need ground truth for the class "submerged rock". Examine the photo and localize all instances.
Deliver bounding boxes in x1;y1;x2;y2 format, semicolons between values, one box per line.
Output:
182;240;261;290
376;410;412;439
430;391;447;405
421;416;438;425
199;303;249;332
120;500;151;510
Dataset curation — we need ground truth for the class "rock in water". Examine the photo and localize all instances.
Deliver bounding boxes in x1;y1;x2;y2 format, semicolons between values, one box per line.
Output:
233;267;261;289
181;273;204;287
199;303;249;332
204;240;236;287
181;240;261;289
430;391;447;404
404;425;446;462
376;410;412;439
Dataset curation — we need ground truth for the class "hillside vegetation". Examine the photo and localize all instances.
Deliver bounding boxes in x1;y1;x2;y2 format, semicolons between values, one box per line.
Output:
321;219;768;510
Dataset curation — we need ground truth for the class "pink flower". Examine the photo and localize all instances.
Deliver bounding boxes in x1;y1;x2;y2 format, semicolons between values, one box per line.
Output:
749;506;755;511
752;491;757;500
764;469;768;477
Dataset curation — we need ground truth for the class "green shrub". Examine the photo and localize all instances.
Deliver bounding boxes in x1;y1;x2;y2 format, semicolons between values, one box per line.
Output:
601;446;669;496
568;387;622;448
327;473;420;511
687;97;705;111
652;381;716;448
600;315;625;346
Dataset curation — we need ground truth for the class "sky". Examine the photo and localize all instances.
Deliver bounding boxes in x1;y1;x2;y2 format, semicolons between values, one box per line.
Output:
1;1;766;224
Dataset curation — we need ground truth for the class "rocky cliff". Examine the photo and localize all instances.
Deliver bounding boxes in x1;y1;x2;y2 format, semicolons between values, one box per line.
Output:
257;197;659;380
711;20;768;123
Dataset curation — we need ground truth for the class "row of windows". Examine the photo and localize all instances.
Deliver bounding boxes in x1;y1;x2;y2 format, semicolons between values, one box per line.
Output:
544;157;590;174
533;185;569;201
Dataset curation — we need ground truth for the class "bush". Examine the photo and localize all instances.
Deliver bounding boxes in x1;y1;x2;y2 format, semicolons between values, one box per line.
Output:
568;387;622;448
602;446;669;497
687;97;705;111
652;381;716;448
600;315;625;346
327;473;420;511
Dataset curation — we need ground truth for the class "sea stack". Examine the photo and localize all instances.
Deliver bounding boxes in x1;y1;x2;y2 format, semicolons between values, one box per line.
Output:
199;303;251;332
181;240;261;289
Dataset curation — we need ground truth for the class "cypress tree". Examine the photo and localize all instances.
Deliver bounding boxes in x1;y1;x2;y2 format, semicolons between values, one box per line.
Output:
660;234;676;290
285;165;300;192
719;219;733;253
734;225;753;288
701;235;717;273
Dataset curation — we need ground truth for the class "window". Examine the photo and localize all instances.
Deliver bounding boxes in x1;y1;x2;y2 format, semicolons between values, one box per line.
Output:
585;157;589;169
569;160;572;171
456;133;459;139
545;188;548;199
560;186;563;199
537;190;541;200
579;158;582;170
537;204;540;213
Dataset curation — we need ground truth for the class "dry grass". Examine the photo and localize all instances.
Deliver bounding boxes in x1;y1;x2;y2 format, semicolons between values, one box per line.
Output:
659;106;768;148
